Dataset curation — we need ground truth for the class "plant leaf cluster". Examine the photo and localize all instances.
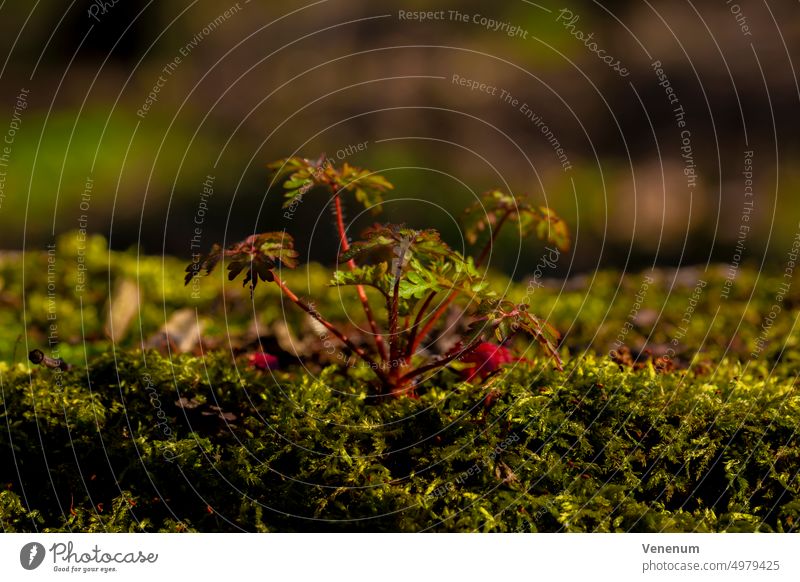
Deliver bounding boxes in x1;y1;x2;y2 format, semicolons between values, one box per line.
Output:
269;156;393;213
185;232;298;294
463;188;571;252
186;157;569;394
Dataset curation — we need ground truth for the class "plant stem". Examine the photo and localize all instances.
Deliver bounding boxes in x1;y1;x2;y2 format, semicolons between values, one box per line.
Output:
273;274;388;383
333;193;389;362
409;293;454;356
475;209;511;267
399;338;483;385
405;291;437;357
388;266;402;365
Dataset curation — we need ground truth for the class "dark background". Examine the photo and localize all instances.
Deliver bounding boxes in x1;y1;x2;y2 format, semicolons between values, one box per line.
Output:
0;0;797;276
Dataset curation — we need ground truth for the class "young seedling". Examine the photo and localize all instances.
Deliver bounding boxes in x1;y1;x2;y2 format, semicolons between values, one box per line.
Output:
186;157;570;396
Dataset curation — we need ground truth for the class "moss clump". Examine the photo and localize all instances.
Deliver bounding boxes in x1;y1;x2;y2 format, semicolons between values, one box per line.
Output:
1;346;798;532
2;238;799;531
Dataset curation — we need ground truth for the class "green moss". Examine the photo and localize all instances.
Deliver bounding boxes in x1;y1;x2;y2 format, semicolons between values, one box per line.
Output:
1;346;798;532
1;236;799;532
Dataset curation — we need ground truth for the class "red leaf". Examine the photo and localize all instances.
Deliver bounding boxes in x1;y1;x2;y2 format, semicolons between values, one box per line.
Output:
459;342;520;382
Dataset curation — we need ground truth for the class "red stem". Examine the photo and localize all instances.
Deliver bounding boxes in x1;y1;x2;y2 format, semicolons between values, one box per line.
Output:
409;294;455;356
333;194;389;362
388;270;402;365
273;274;387;382
405;291;437;357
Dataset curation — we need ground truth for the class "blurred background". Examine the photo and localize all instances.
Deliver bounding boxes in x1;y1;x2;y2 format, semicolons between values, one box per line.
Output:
0;0;798;276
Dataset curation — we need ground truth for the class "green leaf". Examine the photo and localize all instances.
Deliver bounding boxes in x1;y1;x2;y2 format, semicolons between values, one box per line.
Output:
259;232;300;270
283;177;312;189
462;189;571;252
341;225;454;265
330;264;392;297
268;156;393;214
398;270;430;300
466;299;563;370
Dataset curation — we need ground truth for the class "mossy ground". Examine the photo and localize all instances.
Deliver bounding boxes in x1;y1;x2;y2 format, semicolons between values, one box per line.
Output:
1;234;799;532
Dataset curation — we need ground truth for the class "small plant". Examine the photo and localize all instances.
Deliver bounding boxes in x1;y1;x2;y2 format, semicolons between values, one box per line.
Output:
186;156;570;396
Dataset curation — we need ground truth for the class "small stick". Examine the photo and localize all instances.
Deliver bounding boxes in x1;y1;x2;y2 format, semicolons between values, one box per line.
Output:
28;349;72;371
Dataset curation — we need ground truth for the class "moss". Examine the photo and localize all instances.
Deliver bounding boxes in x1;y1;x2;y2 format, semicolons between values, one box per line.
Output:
0;346;797;532
1;236;799;532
